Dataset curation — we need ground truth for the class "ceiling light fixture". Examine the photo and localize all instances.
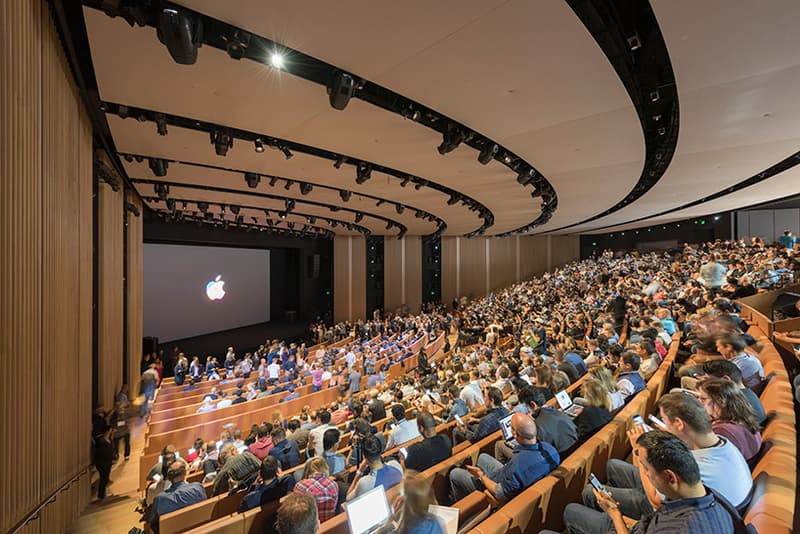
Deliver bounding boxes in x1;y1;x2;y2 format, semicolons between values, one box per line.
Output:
148;157;168;177
269;51;285;69
279;145;293;159
156;7;203;65
477;142;499;165
395;204;405;214
355;163;372;184
327;70;356;110
437;124;465;155
340;190;352;202
154;113;168;136
300;183;313;195
354;212;364;223
254;138;265;153
210;128;233;156
447;193;459;205
333;156;345;169
284;180;293;190
225;30;250;60
244;172;260;188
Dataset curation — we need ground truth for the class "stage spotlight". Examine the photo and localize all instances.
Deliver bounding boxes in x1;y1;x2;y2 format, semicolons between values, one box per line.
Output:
244;172;260;188
333;156;345;169
437;124;465;155
225;30;250;60
340;190;352;202
149;157;168;177
327;71;356;110
414;210;424;219
447;193;459;206
230;205;240;215
517;168;535;186
285;199;295;212
300;183;313;195
308;216;316;224
154;113;168;136
477;141;499;165
198;202;209;213
156;7;203;65
330;206;341;212
397;229;406;240
123;154;133;162
400;177;410;187
279;145;293;159
284;180;293;190
270;51;285;69
386;221;394;230
395;204;404;214
269;176;279;187
254;138;265;153
210;128;233;156
134;155;144;163
354;212;364;223
154;183;169;200
414;181;424;190
375;199;385;207
166;198;176;212
355;163;372;184
279;211;287;219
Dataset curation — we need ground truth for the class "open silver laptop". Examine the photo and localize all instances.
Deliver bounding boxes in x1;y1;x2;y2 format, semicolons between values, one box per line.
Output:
555;390;581;417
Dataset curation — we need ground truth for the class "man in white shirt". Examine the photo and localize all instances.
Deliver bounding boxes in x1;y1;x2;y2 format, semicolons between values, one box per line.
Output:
267;358;281;383
459;371;485;411
307;409;337;458
386;404;421;449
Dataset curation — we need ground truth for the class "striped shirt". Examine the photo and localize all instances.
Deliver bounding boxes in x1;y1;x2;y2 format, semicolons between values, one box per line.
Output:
634;489;735;533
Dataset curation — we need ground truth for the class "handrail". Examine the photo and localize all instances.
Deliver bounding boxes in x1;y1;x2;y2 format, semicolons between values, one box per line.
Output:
9;464;92;534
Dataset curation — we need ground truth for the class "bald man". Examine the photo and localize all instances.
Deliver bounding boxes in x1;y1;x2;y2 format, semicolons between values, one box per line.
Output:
449;413;560;503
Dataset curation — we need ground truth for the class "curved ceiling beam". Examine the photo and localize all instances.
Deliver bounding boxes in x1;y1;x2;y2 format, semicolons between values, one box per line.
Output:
142;196;368;237
576;149;800;233
87;2;558;234
526;0;679;235
131;178;418;237
119;151;443;228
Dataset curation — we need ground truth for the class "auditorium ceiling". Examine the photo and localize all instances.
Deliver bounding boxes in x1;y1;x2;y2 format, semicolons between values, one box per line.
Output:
77;0;800;238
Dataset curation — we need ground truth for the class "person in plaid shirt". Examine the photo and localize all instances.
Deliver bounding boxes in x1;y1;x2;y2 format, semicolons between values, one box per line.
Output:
293;457;339;522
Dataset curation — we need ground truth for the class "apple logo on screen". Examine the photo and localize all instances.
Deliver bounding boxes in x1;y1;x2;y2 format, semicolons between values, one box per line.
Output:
206;275;226;301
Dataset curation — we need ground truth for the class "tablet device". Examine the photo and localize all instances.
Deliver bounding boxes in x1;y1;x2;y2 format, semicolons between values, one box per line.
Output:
345;485;392;534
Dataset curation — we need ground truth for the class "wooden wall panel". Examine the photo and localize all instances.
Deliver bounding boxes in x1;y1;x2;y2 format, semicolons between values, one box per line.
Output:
550;235;580;269
489;236;516;291
383;236;422;314
98;182;124;409
1;2;93;531
350;236;367;321
127;196;143;396
441;237;458;306
519;235;548;281
384;238;403;313
459;237;487;299
404;236;422;314
333;236;367;322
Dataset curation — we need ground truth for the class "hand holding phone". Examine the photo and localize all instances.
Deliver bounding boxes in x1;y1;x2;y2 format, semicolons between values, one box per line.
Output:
589;473;610;495
648;414;668;430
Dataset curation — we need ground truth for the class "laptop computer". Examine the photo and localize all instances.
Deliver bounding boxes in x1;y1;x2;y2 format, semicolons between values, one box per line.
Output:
498;413;518;447
345;485;392;534
555;390;581;417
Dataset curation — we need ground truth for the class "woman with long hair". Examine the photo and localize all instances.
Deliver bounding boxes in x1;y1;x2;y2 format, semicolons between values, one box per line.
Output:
588;365;624;410
380;471;444;534
572;378;613;441
698;378;762;462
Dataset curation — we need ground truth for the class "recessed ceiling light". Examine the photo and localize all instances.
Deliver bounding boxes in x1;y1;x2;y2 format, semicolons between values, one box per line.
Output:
270;52;285;69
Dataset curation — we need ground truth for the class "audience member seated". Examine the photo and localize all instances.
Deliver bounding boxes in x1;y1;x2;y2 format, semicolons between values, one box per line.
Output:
307;409;337;458
146;461;206;533
212;444;262;496
697;378;762;463
553;431;746;534
347;417;387;467
449;413;559;503
403;410;452;472
294;457;339;522
386;403;422;449
248;423;274;460
572;379;613;441
615;352;646;401
277;492;320;534
319;428;346;476
287;418;310;450
698;360;766;424
497;385;577;461
239;455;296;511
715;333;765;390
269;426;301;470
382;471;445;534
453;386;508;445
346;434;403;501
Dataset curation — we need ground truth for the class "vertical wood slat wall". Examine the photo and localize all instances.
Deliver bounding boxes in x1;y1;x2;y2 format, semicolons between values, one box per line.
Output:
127;196;143;396
441;235;579;305
333;236;367;322
383;236;422;314
98;181;124;409
1;1;92;531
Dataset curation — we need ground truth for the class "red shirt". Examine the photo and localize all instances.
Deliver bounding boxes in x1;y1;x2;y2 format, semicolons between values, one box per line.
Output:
294;473;338;522
248;436;273;460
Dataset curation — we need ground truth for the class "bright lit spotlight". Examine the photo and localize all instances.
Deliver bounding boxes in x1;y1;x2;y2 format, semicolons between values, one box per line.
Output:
270;52;285;69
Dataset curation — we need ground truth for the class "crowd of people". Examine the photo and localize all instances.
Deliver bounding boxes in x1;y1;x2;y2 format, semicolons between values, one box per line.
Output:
113;237;800;533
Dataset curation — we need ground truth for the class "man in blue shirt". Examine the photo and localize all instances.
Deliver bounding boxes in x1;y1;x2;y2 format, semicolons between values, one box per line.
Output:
268;427;301;470
147;461;206;531
454;387;508;445
449;413;559;502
